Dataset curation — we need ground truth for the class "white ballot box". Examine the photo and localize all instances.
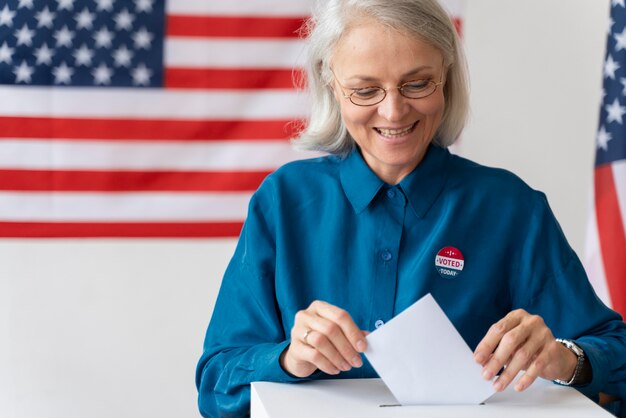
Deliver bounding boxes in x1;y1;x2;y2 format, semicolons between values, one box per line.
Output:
251;378;613;418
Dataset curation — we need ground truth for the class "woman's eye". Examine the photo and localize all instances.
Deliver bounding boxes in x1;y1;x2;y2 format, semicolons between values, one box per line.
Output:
352;88;382;98
403;81;431;93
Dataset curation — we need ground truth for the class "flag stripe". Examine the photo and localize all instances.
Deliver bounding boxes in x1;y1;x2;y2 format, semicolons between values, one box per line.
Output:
0;140;311;170
164;68;301;89
0;87;309;119
0;117;301;141
166;15;306;38
0;170;270;192
166;0;314;17
594;164;626;316
0;221;244;238
164;38;306;68
0;192;251;220
613;160;626;232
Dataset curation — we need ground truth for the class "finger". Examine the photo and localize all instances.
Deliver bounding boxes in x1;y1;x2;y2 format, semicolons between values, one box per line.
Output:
302;309;363;368
474;313;521;366
481;320;530;381
492;339;539;392
513;355;543;392
304;329;354;372
310;301;367;352
298;343;341;376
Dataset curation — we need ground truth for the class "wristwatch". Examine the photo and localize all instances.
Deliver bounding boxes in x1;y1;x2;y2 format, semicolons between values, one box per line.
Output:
553;338;585;386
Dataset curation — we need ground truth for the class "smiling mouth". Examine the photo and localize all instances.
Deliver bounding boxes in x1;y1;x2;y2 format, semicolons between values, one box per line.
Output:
374;122;418;138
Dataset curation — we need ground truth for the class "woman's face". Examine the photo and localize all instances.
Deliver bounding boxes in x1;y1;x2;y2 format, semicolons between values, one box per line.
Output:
331;19;446;184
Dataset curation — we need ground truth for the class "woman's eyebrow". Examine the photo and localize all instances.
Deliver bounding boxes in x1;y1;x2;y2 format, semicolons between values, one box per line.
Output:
344;65;435;83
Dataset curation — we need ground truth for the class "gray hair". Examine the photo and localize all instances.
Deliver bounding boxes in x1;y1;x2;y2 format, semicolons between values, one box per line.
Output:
292;0;470;155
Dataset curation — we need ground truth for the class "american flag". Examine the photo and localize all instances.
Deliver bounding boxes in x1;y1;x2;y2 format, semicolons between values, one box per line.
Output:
586;0;626;318
0;0;464;238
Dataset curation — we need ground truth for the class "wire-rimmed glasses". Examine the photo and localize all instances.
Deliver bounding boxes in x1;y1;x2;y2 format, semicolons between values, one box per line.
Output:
331;63;445;106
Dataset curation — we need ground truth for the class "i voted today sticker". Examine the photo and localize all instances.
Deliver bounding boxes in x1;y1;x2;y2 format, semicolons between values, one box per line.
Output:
435;246;464;279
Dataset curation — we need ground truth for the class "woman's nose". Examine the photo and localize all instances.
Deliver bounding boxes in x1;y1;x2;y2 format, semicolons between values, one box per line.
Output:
377;89;409;122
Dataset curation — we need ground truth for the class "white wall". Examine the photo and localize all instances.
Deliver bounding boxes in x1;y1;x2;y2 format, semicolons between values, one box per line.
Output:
1;1;611;417
461;0;609;254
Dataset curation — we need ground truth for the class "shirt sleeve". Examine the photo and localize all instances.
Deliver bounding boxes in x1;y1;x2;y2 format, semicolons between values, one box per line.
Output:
514;192;626;400
195;179;308;418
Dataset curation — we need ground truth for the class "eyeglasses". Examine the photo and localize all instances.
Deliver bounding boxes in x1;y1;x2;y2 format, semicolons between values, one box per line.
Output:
331;63;445;107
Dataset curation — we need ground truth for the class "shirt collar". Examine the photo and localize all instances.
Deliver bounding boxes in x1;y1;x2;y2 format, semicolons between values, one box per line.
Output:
339;148;385;214
340;144;450;217
399;144;450;218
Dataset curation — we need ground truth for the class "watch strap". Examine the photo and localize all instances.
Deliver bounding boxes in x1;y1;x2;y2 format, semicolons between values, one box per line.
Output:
553;338;585;386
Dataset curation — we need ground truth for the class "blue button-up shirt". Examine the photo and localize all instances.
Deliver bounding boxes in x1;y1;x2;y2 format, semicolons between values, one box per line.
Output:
196;145;626;417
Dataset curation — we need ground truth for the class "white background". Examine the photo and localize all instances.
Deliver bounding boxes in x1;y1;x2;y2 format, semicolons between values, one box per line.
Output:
0;1;611;417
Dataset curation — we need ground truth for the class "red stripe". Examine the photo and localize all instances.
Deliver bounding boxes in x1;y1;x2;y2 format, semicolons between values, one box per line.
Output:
164;68;304;90
0;170;270;192
0;221;243;238
595;164;626;317
166;15;306;38
0;117;300;140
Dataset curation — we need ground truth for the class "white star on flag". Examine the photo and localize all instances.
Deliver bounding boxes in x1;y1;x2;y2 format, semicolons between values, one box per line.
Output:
13;60;34;83
605;54;621;79
113;45;134;67
54;25;75;48
18;0;34;9
0;42;13;64
15;24;35;46
95;0;114;12
52;62;74;84
93;26;114;48
36;6;55;28
131;63;152;85
73;44;94;66
75;8;95;30
615;28;626;51
114;9;135;31
57;0;75;11
34;43;54;65
605;98;626;124
135;0;154;13
0;5;16;26
613;0;626;8
92;62;113;85
596;125;613;150
132;27;153;49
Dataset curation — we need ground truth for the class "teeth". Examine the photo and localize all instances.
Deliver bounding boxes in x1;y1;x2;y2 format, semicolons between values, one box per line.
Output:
377;124;415;137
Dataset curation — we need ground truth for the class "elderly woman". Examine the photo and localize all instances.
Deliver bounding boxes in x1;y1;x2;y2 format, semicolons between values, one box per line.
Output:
196;0;626;416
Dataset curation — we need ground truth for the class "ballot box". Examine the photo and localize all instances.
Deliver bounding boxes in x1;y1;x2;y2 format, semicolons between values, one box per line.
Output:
251;378;613;418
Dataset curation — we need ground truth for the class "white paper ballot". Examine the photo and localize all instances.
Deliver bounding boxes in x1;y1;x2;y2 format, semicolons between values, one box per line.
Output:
364;293;495;405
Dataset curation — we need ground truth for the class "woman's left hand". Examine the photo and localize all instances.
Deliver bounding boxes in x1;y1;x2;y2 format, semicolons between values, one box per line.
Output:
473;309;578;392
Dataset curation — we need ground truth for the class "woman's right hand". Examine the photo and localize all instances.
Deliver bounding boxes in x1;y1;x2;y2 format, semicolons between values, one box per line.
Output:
280;300;368;377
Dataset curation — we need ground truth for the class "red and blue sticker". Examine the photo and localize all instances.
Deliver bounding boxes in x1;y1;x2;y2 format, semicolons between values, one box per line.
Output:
435;246;464;279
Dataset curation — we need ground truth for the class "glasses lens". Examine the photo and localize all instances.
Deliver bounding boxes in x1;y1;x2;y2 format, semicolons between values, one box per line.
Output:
349;87;386;106
400;81;437;99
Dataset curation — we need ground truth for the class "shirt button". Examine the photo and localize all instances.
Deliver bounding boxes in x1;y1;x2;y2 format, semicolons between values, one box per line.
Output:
375;319;385;329
386;189;396;199
380;250;392;261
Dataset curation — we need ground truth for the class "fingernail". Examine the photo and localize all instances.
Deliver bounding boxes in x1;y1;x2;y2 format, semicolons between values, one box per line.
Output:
474;353;485;364
356;340;366;352
351;356;362;368
514;382;524;392
340;361;350;371
482;369;494;380
494;381;503;392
